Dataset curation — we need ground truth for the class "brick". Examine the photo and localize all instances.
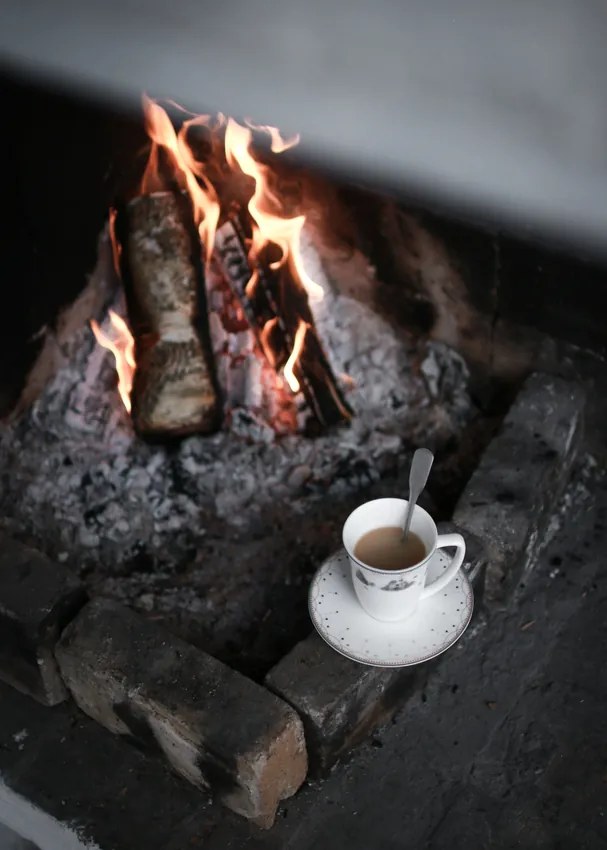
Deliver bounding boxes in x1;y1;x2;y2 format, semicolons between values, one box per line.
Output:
55;599;307;828
0;535;86;705
265;526;486;776
454;372;584;600
437;521;488;604
265;634;416;776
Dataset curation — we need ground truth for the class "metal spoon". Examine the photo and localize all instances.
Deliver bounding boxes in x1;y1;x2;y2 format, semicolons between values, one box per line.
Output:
402;448;434;540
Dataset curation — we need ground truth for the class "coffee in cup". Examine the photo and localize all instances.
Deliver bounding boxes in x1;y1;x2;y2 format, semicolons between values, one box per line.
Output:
354;526;426;571
343;498;466;622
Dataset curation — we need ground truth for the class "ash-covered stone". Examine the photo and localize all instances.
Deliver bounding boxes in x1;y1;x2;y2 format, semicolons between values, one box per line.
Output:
0;228;475;669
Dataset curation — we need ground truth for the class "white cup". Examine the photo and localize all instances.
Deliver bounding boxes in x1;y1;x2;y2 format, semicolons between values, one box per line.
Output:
342;497;466;622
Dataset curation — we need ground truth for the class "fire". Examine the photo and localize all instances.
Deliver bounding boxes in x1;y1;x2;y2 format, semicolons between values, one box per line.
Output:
137;99;324;396
137;97;320;310
245;120;300;153
98;97;328;419
260;317;279;366
90;311;136;412
283;321;309;393
140;95;220;263
224;119;324;302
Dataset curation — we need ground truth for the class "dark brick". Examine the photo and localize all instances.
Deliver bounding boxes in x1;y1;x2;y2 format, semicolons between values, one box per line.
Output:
265;526;486;776
55;599;307;827
437;521;488;606
454;372;585;600
265;634;418;777
0;535;86;705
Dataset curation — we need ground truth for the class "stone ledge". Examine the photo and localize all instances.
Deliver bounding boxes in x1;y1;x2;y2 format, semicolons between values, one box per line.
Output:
265;527;487;776
55;598;307;828
0;535;87;705
454;371;585;600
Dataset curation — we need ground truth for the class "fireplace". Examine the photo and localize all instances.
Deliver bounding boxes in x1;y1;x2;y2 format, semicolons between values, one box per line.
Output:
1;68;606;836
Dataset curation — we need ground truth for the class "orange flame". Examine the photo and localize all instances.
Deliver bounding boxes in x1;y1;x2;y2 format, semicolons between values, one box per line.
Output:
140;95;220;264
90;311;136;412
245;120;300;153
224;118;324;302
283;321;308;393
139;98;322;301
260;317;279;366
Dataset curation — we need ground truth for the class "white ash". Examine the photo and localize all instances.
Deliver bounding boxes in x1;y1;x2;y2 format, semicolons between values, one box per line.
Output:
0;230;475;638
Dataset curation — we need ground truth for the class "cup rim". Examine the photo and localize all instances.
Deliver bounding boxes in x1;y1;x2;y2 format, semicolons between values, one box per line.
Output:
342;497;437;575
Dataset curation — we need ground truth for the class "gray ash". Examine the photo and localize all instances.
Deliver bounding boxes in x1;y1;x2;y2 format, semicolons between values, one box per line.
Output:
0;227;476;675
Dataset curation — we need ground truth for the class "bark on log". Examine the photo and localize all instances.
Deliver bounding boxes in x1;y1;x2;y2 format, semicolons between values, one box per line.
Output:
117;191;219;437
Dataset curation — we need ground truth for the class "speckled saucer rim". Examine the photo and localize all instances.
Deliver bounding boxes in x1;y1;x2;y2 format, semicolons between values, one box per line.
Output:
308;550;474;668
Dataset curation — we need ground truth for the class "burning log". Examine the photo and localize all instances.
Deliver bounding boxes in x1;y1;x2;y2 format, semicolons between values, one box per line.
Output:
214;217;352;429
116;191;219;437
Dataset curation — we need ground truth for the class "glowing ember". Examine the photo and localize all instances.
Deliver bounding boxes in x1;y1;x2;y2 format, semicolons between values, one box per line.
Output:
283;321;309;393
90;311;136;412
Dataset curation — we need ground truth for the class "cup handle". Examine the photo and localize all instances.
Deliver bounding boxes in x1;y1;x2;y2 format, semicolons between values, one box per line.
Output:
420;533;466;599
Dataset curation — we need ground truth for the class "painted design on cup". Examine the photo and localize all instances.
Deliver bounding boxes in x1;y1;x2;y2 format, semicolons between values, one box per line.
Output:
355;569;375;587
380;577;416;592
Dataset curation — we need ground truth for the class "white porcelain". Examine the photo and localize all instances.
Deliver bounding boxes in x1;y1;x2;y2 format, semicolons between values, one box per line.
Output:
309;549;474;667
343;498;466;622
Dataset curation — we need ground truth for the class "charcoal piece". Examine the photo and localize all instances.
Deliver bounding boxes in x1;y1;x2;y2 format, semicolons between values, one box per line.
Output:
117;191;219;437
214;217;352;429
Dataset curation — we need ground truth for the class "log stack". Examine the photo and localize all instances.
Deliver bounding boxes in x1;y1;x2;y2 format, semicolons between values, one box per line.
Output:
113;182;351;437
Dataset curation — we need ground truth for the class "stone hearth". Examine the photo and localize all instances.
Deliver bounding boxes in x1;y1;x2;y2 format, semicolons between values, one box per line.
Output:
0;359;589;831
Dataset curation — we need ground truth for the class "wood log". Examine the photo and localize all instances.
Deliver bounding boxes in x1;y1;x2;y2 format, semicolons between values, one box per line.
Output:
214;217;352;430
116;191;219;437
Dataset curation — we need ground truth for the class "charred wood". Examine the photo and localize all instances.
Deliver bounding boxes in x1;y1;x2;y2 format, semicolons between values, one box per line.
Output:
214;217;352;430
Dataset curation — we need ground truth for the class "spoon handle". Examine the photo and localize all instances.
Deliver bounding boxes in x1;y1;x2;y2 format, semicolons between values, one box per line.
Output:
403;448;434;539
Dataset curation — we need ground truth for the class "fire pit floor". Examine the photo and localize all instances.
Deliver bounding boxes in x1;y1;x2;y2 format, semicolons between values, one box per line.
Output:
0;234;482;677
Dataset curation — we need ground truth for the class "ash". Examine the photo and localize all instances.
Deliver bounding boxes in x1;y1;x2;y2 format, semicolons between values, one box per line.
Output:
0;229;475;671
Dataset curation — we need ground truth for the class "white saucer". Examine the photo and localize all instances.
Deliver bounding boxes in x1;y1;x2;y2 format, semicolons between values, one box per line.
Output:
308;550;474;667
